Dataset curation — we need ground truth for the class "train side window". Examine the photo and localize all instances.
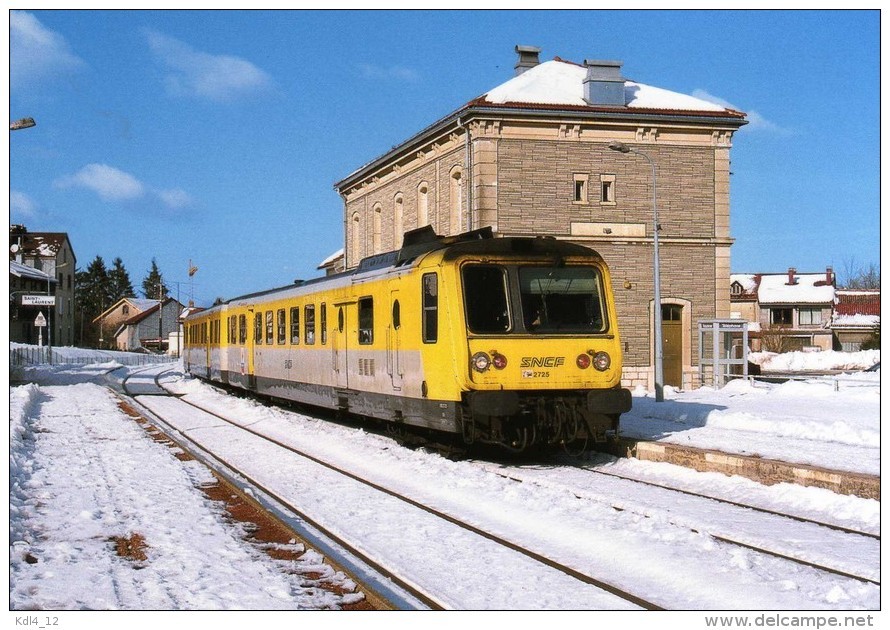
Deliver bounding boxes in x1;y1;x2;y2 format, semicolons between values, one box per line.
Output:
320;303;327;345
422;273;438;343
305;304;316;344
358;297;373;344
338;307;344;333
392;299;401;330
290;307;300;345
265;311;274;344
239;314;247;344
277;309;286;344
254;312;263;344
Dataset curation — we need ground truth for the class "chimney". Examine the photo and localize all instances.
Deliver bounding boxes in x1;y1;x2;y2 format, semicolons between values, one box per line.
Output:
514;45;541;76
826;266;834;285
583;59;625;106
786;267;797;285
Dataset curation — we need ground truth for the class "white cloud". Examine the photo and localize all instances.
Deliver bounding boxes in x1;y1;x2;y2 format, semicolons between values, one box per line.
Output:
145;30;272;101
692;89;790;134
11;191;38;218
155;188;194;210
358;63;419;82
54;164;146;202
10;11;85;89
54;163;194;211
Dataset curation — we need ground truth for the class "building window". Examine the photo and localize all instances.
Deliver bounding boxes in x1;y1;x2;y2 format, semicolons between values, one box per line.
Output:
358;297;374;344
799;308;823;326
372;203;382;254
350;212;361;266
449;167;463;235
418;182;430;227
600;174;616;204
573;174;588;203
393;193;404;248
662;304;683;321
770;308;793;326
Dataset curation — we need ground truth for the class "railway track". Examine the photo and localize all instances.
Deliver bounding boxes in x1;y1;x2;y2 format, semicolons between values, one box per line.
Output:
116;367;659;610
111;365;879;609
474;460;879;586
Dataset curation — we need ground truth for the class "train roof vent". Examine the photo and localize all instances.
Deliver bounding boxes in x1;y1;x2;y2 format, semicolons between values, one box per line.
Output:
396;226;494;264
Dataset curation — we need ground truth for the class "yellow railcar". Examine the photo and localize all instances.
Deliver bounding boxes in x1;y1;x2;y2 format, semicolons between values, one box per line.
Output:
184;227;631;453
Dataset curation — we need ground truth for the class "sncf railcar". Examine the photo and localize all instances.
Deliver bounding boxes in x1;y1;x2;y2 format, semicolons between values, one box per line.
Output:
184;227;631;453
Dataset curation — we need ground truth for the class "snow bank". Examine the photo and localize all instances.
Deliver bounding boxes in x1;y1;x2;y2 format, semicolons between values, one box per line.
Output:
749;349;879;372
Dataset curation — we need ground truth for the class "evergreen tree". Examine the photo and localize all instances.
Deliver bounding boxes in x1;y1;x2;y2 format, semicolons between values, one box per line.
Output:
108;257;136;302
75;256;113;347
142;258;169;300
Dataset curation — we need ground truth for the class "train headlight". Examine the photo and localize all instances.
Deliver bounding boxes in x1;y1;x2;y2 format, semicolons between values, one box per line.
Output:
576;353;591;369
472;352;491;372
492;352;508;370
592;351;611;371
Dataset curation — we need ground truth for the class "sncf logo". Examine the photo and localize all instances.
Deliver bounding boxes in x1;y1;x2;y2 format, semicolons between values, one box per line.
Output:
520;356;565;368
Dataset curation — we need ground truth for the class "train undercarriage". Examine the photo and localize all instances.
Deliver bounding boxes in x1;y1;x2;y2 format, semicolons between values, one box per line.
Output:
460;390;627;454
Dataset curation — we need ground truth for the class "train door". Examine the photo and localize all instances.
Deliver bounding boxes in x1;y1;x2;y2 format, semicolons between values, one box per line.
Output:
332;302;352;389
387;290;403;391
204;320;211;373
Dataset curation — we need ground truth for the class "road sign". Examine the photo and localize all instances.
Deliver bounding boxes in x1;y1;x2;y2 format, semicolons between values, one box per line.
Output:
22;295;56;307
34;312;47;327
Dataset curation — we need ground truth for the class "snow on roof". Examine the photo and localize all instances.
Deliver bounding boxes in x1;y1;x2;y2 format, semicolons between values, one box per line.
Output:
481;59;730;113
127;298;163;311
756;273;835;305
318;248;344;269
730;274;759;294
9;260;52;282
832;313;880;329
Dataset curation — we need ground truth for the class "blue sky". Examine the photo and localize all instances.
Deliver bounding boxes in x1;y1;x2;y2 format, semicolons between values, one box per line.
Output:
8;9;880;307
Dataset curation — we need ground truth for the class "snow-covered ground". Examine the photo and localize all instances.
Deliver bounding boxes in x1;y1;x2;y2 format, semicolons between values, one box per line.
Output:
7;347;881;618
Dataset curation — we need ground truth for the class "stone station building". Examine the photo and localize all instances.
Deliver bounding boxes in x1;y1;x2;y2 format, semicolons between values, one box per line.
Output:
334;47;748;391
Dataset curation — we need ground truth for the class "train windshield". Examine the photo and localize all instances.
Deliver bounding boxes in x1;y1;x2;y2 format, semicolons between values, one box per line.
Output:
519;266;606;334
462;263;607;335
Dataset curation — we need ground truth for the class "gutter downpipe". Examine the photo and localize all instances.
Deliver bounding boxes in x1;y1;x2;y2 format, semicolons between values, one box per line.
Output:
456;116;473;232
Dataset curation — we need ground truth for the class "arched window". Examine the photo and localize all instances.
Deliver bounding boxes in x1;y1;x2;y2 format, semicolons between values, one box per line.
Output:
449;167;463;235
351;211;361;265
393;193;404;248
372;203;382;253
417;182;429;228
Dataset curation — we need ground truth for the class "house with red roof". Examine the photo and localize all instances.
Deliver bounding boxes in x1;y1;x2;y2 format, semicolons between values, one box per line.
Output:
730;267;880;352
832;290;880;351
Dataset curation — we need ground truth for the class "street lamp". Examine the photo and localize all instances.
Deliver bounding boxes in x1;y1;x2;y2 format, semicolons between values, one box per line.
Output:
10;117;36;131
608;141;664;401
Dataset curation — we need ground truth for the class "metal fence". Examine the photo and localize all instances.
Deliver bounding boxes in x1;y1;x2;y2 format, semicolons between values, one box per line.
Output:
9;346;180;368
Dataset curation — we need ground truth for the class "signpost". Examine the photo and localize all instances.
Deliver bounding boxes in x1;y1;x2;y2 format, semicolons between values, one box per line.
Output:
22;295;56;307
34;311;47;348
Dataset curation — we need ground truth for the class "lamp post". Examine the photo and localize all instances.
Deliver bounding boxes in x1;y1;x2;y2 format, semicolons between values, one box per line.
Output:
9;117;36;131
608;141;664;401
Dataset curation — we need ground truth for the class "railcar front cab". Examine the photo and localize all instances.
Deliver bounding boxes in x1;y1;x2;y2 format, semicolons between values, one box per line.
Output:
450;238;631;452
